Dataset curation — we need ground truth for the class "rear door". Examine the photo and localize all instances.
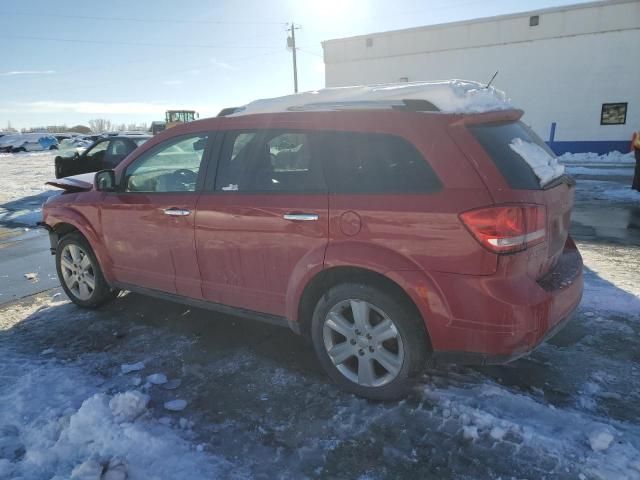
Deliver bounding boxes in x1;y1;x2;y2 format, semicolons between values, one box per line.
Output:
100;133;210;297
195;129;328;316
452;120;575;278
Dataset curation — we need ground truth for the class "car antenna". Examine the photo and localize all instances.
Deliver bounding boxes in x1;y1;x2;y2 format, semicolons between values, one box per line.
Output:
485;70;499;89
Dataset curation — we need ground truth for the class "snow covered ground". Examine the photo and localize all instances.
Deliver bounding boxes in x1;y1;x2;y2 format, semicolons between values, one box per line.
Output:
0;150;639;479
0;151;58;227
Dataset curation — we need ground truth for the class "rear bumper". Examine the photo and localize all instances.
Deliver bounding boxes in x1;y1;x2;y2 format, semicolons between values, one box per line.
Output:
427;237;583;365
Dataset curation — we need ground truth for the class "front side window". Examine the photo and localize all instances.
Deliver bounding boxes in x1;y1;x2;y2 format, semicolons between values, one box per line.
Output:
214;130;325;193
85;140;109;161
124;134;208;193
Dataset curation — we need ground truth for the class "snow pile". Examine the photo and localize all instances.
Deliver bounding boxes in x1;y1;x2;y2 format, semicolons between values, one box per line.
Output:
589;431;615;452
566;166;634;176
421;380;640;479
509;137;565;186
0;349;230;479
230;79;511;116
559;151;635;165
164;399;188;412
147;373;168;385
108;390;149;423
120;361;145;374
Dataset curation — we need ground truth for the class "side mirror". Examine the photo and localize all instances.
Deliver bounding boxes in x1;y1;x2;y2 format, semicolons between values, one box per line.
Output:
95;169;117;192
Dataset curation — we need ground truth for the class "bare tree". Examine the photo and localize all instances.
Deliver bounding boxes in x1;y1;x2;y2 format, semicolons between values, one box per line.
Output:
88;118;113;133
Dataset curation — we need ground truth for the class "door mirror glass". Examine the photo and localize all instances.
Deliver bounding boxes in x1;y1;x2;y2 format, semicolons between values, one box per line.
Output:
95;169;117;191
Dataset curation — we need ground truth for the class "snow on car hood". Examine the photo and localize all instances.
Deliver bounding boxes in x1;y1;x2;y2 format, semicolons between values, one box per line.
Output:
46;172;95;192
509;138;565;187
229;79;512;116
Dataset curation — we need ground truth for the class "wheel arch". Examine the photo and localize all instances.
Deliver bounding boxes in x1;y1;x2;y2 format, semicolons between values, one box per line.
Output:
295;266;435;351
46;209;115;284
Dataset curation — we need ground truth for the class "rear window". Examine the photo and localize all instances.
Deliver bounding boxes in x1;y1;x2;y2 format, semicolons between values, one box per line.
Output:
316;131;441;194
469;121;556;190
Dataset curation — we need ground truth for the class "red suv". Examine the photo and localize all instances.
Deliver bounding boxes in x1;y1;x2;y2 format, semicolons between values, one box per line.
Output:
42;101;583;400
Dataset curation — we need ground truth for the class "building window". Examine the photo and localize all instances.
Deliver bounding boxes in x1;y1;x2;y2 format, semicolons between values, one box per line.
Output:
366;37;373;47
529;15;539;26
600;103;628;125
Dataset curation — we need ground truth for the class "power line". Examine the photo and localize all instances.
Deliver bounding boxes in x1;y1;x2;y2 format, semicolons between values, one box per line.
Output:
0;33;282;50
0;10;287;25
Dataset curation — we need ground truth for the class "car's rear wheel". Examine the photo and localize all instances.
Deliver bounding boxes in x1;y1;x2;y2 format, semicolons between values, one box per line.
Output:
56;232;119;308
311;283;429;400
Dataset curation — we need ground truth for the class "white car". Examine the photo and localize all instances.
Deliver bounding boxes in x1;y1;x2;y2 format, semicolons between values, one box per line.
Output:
0;133;59;153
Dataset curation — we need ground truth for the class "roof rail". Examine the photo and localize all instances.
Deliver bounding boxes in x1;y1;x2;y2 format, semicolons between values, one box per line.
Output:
228;80;511;117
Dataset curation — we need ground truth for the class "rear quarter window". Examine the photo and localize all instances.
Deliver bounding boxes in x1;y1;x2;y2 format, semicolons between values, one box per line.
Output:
469;122;555;190
316;131;441;194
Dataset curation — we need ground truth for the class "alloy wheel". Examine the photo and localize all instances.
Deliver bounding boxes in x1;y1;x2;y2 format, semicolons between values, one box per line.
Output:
323;299;405;387
60;244;96;301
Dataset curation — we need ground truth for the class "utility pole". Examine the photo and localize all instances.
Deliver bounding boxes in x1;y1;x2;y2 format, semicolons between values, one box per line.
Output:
287;23;299;93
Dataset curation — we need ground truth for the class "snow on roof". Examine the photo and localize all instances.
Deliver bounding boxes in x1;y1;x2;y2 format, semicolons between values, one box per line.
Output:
229;80;512;117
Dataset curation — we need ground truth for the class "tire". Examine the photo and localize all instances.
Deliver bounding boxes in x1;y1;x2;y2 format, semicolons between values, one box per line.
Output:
56;232;119;308
311;283;429;401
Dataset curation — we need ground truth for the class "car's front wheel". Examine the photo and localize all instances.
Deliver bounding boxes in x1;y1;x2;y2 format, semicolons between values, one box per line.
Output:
311;283;429;400
56;232;119;308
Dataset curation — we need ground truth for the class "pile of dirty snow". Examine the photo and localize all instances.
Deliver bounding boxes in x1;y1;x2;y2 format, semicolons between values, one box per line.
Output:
230;79;511;116
509;137;565;186
559;151;635;165
0;346;231;479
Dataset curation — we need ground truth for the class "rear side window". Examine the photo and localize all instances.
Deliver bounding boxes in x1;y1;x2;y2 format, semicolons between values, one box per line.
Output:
469;122;555;190
317;131;441;194
214;130;326;193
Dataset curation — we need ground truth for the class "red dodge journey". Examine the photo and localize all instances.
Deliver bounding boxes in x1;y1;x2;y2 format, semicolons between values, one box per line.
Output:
42;84;583;399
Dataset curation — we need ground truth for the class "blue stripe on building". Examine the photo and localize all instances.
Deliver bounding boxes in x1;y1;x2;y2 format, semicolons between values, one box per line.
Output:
546;121;630;155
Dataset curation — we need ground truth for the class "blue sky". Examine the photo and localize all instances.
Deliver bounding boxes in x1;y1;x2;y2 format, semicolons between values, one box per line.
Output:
0;0;589;129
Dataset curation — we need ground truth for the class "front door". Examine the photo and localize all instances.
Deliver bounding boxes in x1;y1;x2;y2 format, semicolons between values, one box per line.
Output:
100;133;210;297
195;129;329;316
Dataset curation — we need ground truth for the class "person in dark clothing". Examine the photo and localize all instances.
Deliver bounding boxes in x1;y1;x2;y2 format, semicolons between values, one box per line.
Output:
632;131;640;191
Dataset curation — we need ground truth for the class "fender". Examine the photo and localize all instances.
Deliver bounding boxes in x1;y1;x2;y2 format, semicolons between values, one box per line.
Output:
44;205;116;285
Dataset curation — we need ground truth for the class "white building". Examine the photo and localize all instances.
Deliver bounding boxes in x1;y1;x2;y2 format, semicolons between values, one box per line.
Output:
322;0;640;154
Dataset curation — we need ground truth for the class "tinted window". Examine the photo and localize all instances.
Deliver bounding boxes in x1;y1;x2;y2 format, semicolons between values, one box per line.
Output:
318;131;440;193
124;134;208;192
469;121;553;190
215;130;326;193
104;139;135;168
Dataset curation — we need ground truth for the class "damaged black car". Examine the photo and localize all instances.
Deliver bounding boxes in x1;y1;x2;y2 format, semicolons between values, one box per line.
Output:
54;134;150;179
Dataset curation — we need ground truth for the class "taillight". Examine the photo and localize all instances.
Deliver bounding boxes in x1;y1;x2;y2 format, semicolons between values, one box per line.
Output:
459;204;546;253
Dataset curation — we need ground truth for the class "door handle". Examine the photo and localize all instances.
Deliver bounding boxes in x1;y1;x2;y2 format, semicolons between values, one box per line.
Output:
163;208;191;216
283;213;319;221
